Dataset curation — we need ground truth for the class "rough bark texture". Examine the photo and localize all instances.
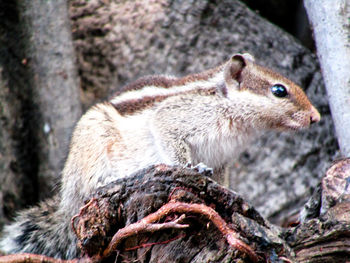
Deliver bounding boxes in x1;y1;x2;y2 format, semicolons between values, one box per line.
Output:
54;161;350;262
0;0;40;227
19;0;82;198
73;164;291;263
68;0;339;224
0;69;27;229
285;158;350;262
0;0;82;227
304;0;350;157
1;161;349;262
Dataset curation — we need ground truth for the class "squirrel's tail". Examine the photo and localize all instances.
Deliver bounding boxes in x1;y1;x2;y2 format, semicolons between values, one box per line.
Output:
0;196;79;259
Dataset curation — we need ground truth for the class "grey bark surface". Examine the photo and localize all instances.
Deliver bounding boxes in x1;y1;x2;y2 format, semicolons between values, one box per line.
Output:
0;71;25;229
0;1;40;227
304;0;350;157
0;0;82;228
69;0;338;224
19;0;82;198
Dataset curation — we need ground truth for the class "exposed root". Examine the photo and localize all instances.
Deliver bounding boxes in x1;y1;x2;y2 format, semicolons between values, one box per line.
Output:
102;213;189;257
0;201;259;263
102;202;259;262
0;254;81;263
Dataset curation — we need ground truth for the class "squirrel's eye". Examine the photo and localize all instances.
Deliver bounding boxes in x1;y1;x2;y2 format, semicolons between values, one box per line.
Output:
271;84;288;98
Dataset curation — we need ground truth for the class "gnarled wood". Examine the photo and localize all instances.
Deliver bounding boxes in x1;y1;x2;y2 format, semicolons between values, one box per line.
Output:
72;164;289;262
2;160;350;262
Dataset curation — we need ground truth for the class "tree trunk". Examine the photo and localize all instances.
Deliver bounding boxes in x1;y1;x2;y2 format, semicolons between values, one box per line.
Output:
304;0;350;157
18;0;82;198
0;0;40;226
0;0;82;227
0;67;26;229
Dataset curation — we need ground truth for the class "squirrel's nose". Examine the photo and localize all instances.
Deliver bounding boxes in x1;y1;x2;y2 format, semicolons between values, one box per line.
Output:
310;106;321;124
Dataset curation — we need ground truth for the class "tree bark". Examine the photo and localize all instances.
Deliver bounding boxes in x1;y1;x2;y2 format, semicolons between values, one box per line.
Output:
0;0;82;227
4;160;349;262
69;165;290;262
0;0;40;226
59;160;350;262
0;67;24;229
18;0;82;199
1;160;350;262
304;0;350;157
286;158;350;262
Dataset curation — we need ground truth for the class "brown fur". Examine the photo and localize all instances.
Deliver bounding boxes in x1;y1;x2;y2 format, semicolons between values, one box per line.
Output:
111;88;217;115
117;64;225;95
242;63;312;110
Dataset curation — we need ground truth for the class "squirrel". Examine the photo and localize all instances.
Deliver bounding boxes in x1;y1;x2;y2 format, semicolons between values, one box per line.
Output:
0;53;320;259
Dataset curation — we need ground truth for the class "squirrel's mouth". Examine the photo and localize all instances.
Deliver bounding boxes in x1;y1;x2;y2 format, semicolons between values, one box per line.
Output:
283;111;318;131
285;123;306;131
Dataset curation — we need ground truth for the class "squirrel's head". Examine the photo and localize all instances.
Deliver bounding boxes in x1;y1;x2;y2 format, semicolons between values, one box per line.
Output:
223;53;320;131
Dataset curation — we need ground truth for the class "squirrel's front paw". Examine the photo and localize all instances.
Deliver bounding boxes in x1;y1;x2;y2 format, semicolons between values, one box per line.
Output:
184;162;213;176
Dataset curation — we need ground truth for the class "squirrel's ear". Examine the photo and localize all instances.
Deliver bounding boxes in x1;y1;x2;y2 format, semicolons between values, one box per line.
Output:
224;53;254;87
